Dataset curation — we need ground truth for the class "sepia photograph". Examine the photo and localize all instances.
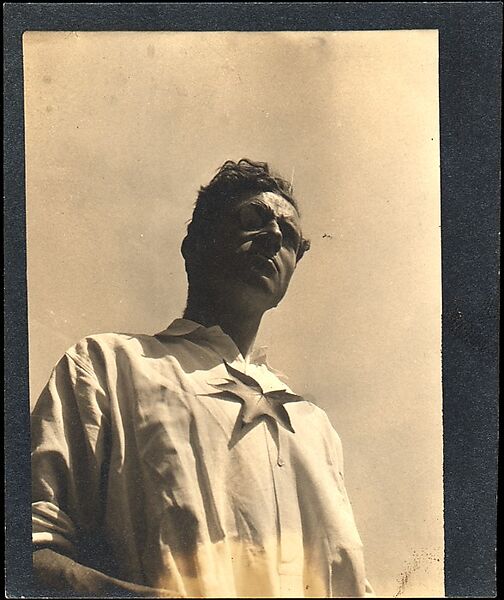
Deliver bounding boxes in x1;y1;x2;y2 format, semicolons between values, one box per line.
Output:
21;30;445;597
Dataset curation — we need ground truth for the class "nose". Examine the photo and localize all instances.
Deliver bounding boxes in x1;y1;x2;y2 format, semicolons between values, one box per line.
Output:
259;218;283;255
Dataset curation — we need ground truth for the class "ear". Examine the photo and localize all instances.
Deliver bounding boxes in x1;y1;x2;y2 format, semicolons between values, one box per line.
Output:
181;234;192;261
296;238;311;263
182;233;205;272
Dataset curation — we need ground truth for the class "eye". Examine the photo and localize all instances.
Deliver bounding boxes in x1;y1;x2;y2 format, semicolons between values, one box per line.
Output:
280;222;301;250
238;204;267;230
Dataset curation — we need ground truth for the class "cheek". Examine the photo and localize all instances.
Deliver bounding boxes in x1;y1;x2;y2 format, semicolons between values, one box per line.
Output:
238;240;254;254
281;253;297;281
214;233;249;259
231;235;254;257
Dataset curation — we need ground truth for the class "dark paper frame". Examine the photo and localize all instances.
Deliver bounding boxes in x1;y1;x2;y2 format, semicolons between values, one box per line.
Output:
4;3;501;597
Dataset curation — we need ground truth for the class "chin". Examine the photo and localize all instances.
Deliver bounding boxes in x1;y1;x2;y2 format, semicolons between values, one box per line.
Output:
227;277;285;313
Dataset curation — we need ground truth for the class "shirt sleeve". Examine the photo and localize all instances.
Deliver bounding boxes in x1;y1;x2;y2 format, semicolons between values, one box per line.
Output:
31;344;110;558
325;415;376;597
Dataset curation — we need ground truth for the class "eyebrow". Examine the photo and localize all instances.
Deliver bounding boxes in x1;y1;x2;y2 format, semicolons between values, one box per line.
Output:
247;198;301;230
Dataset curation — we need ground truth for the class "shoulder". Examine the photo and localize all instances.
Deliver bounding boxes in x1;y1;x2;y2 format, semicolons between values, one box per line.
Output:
63;331;166;372
304;402;344;448
308;402;339;430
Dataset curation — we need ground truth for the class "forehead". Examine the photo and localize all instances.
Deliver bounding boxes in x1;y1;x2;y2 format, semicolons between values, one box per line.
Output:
235;191;301;226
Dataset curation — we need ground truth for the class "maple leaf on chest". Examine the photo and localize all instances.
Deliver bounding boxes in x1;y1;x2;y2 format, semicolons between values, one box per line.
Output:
202;361;304;433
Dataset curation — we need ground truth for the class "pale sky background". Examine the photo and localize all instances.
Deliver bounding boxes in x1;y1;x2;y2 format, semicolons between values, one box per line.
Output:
23;31;443;597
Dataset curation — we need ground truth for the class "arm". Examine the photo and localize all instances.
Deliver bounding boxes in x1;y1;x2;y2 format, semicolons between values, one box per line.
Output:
33;548;182;597
31;346;181;597
328;421;376;598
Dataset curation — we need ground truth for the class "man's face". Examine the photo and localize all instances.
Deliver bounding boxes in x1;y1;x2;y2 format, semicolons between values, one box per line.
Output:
205;191;303;312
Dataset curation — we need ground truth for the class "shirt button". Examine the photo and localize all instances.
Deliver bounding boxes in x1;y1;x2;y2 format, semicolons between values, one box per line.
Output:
277;458;285;467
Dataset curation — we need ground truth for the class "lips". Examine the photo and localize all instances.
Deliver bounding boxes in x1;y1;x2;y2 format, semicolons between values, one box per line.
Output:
249;252;277;275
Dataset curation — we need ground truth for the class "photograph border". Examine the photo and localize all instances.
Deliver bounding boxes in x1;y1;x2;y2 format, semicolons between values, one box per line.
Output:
4;3;501;597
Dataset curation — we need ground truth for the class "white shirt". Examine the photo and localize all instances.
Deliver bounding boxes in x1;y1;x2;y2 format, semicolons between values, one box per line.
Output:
31;319;374;597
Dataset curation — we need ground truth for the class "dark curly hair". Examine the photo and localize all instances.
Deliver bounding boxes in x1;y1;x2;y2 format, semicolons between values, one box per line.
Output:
185;159;311;262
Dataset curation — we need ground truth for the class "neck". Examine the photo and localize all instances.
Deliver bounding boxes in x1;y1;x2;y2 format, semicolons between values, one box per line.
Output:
183;289;264;358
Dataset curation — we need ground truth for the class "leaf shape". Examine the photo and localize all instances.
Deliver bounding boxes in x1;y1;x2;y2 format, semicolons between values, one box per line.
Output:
223;361;263;392
265;390;304;404
199;360;304;434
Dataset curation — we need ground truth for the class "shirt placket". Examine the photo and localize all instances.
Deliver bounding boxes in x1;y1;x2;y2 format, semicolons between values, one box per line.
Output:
264;421;304;597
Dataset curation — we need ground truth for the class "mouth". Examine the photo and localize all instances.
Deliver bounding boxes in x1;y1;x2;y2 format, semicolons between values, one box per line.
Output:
249;253;278;276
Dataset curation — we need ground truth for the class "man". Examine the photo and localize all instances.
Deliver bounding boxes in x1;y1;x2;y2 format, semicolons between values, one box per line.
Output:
31;159;374;597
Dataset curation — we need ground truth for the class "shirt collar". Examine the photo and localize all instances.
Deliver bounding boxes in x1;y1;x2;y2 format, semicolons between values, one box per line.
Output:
155;318;269;366
156;318;208;338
